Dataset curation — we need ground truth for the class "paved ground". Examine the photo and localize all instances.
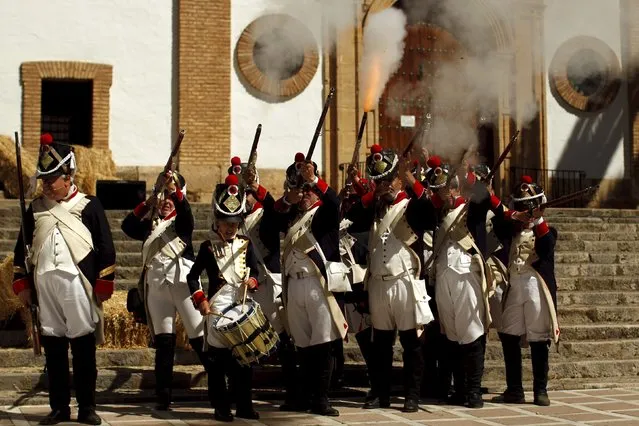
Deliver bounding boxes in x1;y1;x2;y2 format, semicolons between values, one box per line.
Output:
3;389;639;425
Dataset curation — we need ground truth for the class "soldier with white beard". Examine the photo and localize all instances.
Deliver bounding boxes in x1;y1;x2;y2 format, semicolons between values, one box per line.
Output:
345;144;437;413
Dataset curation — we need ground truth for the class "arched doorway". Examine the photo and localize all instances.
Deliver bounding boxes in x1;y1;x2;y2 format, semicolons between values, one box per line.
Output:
377;22;496;166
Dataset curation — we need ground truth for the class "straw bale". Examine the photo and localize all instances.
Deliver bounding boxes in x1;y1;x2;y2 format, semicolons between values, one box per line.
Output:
101;290;191;349
0;135;38;199
0;254;24;322
73;146;118;196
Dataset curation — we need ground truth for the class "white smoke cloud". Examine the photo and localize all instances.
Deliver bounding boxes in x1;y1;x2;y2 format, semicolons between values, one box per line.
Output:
359;8;408;111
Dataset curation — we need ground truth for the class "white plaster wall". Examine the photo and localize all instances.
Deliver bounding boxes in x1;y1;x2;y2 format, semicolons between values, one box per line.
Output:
0;0;173;167
231;0;323;171
544;0;628;179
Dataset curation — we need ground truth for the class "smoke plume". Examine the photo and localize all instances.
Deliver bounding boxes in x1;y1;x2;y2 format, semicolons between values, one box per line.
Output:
359;8;408;112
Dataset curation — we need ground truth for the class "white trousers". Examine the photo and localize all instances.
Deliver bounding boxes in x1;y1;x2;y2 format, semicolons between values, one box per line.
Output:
488;282;506;331
368;276;417;331
252;272;284;334
435;268;486;344
36;270;97;339
206;283;242;348
286;276;339;348
146;279;204;339
500;272;551;342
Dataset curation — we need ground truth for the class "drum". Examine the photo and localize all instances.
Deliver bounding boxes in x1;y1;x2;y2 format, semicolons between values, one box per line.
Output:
211;299;279;366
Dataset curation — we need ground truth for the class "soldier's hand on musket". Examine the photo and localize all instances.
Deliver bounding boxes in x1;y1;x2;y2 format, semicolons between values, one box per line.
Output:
531;207;545;219
245;165;257;186
300;162;315;183
198;299;212;316
347;164;360;183
511;211;531;223
399;156;416;186
17;288;32;307
285;187;303;204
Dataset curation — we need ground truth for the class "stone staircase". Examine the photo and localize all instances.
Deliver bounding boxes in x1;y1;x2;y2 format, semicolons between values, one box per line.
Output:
1;200;639;404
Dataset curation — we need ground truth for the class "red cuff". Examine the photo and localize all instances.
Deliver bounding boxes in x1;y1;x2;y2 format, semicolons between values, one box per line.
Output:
274;197;291;212
171;189;184;202
504;209;515;220
466;172;476;186
247;277;259;289
255;185;268;202
133;202;149;218
12;277;30;295
453;196;466;208
534;220;550;238
361;191;375;208
95;279;114;297
192;290;206;308
315;178;328;194
412;181;426;198
490;195;501;210
430;193;444;209
353;180;367;197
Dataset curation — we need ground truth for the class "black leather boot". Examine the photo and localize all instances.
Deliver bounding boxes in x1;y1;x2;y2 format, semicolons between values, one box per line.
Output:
462;335;485;409
420;322;439;399
330;338;345;390
40;336;71;425
447;339;466;406
309;341;339;416
435;331;453;402
399;329;424;412
531;340;551;406
278;333;304;411
492;333;525;404
70;333;101;425
363;329;394;409
189;337;209;372
355;327;377;403
231;360;259;420
207;348;233;422
154;333;176;411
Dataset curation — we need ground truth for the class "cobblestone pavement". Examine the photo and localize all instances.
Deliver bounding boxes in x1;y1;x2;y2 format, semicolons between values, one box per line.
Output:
3;389;639;425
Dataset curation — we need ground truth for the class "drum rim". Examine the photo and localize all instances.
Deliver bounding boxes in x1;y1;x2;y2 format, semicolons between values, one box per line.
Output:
212;300;257;329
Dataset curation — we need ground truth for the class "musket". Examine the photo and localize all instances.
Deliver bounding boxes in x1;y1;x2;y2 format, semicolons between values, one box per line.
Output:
148;129;186;220
484;130;520;183
306;87;335;161
246;124;262;170
345;113;368;187
538;186;599;211
14;131;41;356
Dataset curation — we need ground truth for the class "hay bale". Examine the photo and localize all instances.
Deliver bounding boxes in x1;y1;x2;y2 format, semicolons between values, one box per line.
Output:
72;146;118;196
0;254;24;322
0;135;38;199
102;290;191;349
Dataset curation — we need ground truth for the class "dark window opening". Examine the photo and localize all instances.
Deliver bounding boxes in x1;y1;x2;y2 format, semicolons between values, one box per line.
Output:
41;79;93;147
253;28;305;80
566;49;607;97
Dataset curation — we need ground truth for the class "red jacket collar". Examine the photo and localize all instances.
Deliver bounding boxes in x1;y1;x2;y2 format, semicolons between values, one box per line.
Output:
393;191;408;205
250;201;263;214
162;209;177;221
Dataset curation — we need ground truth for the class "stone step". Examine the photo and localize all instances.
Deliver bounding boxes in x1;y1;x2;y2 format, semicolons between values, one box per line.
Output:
552;223;639;232
553;240;639;252
558;231;639;242
556;263;639;277
556;291;639;306
3;338;639;370
559;306;639;324
555;252;639;264
557;276;639;291
4;359;639;393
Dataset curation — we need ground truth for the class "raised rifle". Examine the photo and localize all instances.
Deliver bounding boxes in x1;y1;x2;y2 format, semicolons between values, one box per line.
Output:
535;185;599;212
345;112;368;187
148;129;186;220
305;87;335;161
484;130;520;184
244;124;262;183
14;131;41;356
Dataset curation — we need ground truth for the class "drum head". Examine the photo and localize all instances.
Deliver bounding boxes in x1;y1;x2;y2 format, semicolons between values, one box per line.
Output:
214;300;256;330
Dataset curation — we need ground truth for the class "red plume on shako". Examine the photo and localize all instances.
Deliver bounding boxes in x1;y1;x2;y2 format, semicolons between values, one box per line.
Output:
40;133;54;145
230;156;242;175
225;174;239;195
294;152;305;170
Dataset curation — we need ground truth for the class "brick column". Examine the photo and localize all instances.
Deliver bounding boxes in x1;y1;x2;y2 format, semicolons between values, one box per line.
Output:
177;0;231;195
624;0;639;202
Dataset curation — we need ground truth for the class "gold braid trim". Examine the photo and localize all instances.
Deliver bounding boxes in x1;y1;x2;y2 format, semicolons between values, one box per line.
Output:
99;264;116;278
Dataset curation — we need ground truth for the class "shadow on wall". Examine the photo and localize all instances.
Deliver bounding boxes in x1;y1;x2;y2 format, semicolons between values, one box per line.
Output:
553;92;634;207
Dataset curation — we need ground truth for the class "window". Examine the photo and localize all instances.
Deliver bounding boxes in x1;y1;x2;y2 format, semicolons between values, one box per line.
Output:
41;79;93;146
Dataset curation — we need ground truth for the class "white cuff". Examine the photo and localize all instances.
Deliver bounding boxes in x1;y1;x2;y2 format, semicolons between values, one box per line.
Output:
309;175;319;186
533;217;544;226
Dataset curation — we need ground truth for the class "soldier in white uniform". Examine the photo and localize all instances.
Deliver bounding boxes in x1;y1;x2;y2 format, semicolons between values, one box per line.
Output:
121;171;206;411
226;156;302;411
491;176;560;406
13;134;116;425
345;144;437;413
272;154;346;417
188;174;261;422
426;156;504;408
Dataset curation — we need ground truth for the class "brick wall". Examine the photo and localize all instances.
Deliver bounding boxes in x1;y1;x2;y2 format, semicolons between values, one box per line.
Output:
625;0;639;197
20;61;112;153
177;0;231;196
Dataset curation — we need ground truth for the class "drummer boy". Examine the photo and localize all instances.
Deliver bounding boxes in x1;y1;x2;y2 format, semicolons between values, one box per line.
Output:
187;174;261;423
